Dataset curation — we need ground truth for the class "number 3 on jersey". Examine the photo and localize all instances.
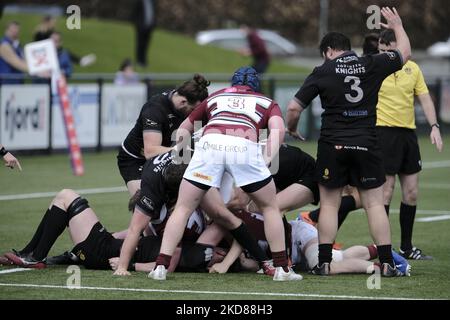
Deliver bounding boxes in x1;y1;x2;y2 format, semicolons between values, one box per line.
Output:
344;76;363;103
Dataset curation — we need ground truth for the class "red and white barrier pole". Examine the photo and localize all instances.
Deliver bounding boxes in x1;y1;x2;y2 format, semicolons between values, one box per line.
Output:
56;75;84;176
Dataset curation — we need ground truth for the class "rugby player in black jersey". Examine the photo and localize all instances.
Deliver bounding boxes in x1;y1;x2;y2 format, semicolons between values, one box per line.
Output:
285;7;411;277
1;187;225;273
117;74;210;197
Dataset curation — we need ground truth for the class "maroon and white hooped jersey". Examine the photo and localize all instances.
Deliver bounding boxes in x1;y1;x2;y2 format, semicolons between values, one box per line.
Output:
188;85;282;141
234;209;293;258
148;205;206;242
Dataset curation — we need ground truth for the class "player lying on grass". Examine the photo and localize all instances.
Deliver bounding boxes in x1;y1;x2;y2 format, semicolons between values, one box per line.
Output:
208;208;411;276
0;188;229;272
228;143;359;248
229;144;366;232
300;185;361;230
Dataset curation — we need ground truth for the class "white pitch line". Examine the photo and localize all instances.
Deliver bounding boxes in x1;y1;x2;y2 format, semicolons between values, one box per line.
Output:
416;215;450;222
421;183;450;189
300;207;450;216
422;160;450;169
392;209;450;216
0;268;33;275
0;182;448;203
0;282;429;300
0;186;127;201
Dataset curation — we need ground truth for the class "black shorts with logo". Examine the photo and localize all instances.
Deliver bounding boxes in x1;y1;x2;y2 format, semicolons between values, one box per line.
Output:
377;126;422;175
71;222;124;270
273;144;320;204
315;141;386;189
117;148;146;184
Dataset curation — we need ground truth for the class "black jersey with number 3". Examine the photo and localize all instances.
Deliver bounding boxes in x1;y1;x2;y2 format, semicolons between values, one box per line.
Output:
122;91;185;158
295;50;403;146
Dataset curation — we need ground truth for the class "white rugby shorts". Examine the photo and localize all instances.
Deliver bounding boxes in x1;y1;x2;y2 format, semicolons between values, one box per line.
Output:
184;134;271;188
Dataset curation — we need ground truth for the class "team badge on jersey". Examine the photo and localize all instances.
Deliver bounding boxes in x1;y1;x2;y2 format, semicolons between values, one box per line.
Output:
323;168;330;180
145;118;158;127
140;196;155;211
386;51;397;60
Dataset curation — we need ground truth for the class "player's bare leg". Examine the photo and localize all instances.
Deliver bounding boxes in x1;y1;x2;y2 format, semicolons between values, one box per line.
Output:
201;188;274;273
248;180;302;281
51;189;99;244
359;187;391;246
317;186;342;244
126;180;141;197
150;179;207;280
276;183;314;213
382;175;396;212
359;186;404;276
331;259;374;274
311;185;342;275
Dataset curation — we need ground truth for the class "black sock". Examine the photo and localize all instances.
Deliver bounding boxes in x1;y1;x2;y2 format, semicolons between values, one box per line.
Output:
309;208;320;222
337;195;356;229
230;223;268;263
400;202;416;252
377;244;394;267
318;243;333;265
32;206;69;260
20;209;50;254
384;205;390;217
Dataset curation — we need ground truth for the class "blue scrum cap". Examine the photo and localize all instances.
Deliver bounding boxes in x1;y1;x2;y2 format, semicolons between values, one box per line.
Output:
231;66;260;92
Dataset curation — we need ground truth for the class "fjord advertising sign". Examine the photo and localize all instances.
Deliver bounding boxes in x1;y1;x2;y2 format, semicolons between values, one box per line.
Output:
0;85;49;150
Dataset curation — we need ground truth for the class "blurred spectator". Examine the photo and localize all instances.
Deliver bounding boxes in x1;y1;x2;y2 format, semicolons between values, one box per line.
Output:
114;58;139;85
0;21;27;84
33;16;96;69
363;33;379;56
33;15;56;42
132;0;157;67
240;25;271;74
51;31;72;78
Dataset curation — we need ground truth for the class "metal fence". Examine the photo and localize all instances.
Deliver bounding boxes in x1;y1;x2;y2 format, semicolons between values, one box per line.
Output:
1;73;449;153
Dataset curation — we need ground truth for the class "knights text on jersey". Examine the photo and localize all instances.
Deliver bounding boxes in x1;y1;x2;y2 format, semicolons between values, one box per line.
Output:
295;50;402;146
122;92;184;158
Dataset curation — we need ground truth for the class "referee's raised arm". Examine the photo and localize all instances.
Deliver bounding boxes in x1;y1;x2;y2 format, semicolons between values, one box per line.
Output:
380;7;411;64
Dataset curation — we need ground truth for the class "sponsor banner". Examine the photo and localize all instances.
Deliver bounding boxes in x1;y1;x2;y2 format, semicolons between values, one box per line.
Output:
0;84;49;150
52;84;99;148
101;84;146;147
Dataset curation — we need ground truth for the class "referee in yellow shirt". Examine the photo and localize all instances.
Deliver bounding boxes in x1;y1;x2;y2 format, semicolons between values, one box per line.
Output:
376;29;443;260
